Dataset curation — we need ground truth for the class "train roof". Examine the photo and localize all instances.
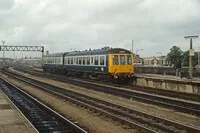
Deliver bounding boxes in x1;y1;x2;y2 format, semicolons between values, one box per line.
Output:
44;52;68;57
66;48;132;56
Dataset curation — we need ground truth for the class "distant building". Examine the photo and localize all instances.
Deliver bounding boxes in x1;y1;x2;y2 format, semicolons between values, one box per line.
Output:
134;55;143;66
143;56;168;67
21;57;42;67
0;58;13;62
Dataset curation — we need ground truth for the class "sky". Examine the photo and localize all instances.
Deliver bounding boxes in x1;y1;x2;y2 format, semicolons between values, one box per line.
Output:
0;0;200;58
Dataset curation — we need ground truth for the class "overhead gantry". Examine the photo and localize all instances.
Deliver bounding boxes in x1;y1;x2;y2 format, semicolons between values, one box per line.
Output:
0;45;44;66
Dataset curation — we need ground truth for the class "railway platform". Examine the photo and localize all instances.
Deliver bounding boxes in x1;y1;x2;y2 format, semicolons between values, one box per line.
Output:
135;73;200;83
0;89;36;133
134;73;200;94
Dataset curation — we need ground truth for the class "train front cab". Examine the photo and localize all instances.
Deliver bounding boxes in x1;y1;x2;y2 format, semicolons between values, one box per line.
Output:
108;53;134;81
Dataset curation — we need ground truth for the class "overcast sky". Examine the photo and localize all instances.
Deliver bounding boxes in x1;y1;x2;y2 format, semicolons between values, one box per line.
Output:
0;0;200;58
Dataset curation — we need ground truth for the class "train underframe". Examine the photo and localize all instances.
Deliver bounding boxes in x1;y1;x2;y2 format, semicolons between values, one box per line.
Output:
43;67;134;84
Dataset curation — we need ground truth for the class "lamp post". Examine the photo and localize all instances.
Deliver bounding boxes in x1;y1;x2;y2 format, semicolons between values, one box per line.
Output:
136;49;143;55
132;40;134;54
198;47;200;67
2;41;5;65
184;36;198;79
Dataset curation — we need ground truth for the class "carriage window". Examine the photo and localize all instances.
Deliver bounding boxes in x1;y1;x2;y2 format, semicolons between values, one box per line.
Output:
76;57;78;64
91;57;94;64
83;57;85;65
127;55;132;65
67;58;70;64
74;57;76;64
71;57;73;64
100;56;104;65
64;58;67;64
94;56;99;65
113;55;119;65
79;57;82;65
87;57;90;65
120;55;126;65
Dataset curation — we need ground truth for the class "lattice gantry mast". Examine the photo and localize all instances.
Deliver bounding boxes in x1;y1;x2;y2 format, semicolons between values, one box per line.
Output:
0;45;44;66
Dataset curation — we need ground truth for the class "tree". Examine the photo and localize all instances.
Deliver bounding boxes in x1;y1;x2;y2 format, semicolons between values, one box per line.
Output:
182;51;198;66
167;46;183;68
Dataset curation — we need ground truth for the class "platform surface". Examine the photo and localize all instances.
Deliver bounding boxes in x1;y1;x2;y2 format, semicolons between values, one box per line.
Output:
0;89;36;133
135;73;200;83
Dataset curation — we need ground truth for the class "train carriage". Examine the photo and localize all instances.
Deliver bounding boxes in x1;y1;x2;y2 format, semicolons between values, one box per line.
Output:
64;48;134;80
43;53;67;73
43;48;134;81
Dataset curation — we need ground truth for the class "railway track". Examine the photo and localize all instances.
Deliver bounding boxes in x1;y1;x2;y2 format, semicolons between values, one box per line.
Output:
10;68;200;117
2;70;200;133
16;67;200;102
0;78;87;133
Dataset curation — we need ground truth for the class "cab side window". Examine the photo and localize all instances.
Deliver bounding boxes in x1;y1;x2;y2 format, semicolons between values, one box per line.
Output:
127;55;132;65
113;55;119;65
120;55;126;65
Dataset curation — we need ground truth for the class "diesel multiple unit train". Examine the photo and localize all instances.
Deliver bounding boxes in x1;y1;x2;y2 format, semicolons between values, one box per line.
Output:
43;48;134;81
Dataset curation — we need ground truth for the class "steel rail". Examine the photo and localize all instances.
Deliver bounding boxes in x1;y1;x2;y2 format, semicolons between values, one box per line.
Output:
10;68;200;116
0;78;88;133
2;70;200;133
15;67;200;102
